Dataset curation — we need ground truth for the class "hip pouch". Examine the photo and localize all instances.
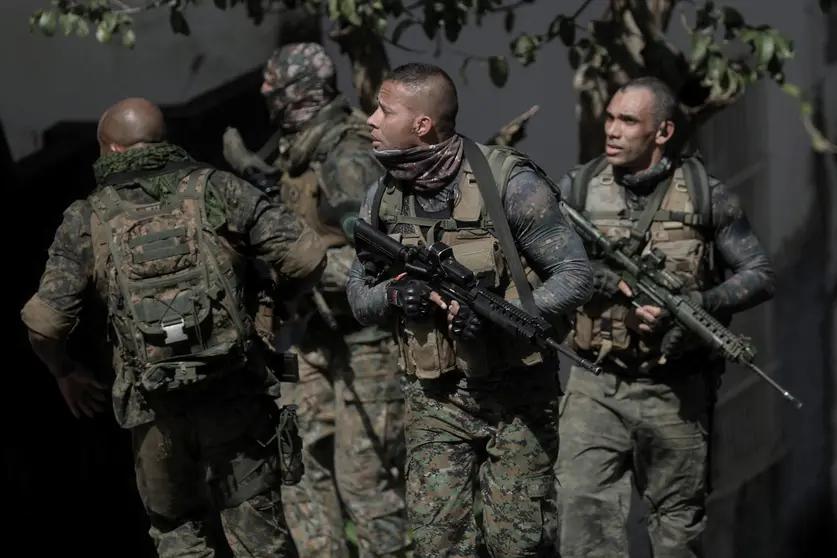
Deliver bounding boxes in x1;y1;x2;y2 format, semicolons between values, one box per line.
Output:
275;404;304;486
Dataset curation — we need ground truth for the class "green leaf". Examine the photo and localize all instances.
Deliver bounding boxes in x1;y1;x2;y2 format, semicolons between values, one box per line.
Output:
510;34;539;66
58;13;79;36
690;32;712;67
75;19;90;38
781;83;801;97
29;10;44;32
721;7;744;29
819;0;833;14
488;55;509;88
122;29;136;49
214;0;228;8
38;10;58;37
504;10;515;33
375;17;388;36
756;32;775;66
568;45;582;70
391;19;415;45
95;23;112;43
169;9;191;36
327;0;340;19
558;17;575;47
341;0;361;26
774;33;794;61
707;54;728;81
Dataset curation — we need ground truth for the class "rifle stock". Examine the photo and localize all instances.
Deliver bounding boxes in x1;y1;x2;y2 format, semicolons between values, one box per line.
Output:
559;201;802;409
348;217;602;374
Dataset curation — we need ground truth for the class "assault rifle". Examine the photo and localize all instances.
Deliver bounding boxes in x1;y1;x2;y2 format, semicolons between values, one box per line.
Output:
559;201;803;409
347;216;603;374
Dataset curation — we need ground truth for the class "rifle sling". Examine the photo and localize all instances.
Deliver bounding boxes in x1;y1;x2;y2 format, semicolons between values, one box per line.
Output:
462;137;537;316
623;173;673;255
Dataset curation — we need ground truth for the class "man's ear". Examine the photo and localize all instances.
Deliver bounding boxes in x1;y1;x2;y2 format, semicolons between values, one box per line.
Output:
655;120;675;146
413;115;433;137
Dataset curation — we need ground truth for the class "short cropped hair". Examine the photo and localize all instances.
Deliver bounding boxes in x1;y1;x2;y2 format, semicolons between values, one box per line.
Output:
386;62;458;137
618;76;677;127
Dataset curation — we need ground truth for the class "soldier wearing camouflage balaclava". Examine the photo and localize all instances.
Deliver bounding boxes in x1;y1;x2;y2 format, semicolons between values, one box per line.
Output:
223;43;410;558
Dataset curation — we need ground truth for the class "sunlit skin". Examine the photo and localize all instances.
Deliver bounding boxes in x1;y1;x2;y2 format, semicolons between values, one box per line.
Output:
367;80;441;150
603;87;676;332
368;79;464;322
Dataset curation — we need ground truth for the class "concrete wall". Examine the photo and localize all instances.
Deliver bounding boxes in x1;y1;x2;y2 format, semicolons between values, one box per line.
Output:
1;0;282;160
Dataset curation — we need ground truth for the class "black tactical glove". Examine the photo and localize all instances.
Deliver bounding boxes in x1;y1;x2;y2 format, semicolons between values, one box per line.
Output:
386;278;433;318
449;304;483;342
591;262;622;297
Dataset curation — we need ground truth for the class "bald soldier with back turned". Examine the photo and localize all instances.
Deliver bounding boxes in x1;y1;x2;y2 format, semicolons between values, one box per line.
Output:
21;97;327;557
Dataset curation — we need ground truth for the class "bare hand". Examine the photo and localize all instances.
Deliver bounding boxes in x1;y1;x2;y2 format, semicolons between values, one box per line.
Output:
634;305;663;332
57;364;108;419
427;292;462;326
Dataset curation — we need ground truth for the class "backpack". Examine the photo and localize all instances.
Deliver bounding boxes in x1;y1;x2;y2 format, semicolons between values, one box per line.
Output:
89;167;253;393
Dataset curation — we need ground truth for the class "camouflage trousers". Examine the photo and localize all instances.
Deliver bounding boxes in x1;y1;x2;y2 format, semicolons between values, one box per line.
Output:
131;393;292;558
555;365;709;558
402;365;562;558
279;336;409;558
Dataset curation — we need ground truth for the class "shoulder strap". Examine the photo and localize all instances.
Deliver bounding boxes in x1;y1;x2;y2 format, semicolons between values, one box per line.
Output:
680;156;712;228
462;137;537;315
569;154;608;210
369;176;389;231
623;174;674;255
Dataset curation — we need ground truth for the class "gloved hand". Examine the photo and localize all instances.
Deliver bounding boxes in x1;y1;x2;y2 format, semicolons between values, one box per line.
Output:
449;303;483;342
386;278;433;318
591;262;622;297
222;127;275;175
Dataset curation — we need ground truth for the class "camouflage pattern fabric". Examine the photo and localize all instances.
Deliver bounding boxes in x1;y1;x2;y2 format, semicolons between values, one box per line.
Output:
133;394;293;557
263;42;338;133
556;366;709;558
402;366;561;558
21;143;328;558
279;337;409;558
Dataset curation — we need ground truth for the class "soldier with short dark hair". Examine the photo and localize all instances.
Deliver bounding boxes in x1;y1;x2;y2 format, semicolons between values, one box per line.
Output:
21;97;327;558
347;62;594;557
555;76;777;558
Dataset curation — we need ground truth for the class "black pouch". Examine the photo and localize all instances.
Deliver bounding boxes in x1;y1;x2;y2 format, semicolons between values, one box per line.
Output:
275;404;304;486
267;351;300;383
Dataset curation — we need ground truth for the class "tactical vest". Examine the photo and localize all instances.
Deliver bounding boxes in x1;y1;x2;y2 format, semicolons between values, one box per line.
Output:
278;110;374;249
374;143;546;379
568;157;714;363
89;168;254;393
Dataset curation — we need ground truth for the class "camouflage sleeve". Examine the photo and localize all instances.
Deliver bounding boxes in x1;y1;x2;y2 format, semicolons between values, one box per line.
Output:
701;179;776;314
346;180;395;325
208;170;327;286
503;167;594;319
317;139;385;235
20;200;94;340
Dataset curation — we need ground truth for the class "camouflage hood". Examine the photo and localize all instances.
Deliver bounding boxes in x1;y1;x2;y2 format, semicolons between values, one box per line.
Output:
263;42;338;134
92;142;226;228
279;95;372;174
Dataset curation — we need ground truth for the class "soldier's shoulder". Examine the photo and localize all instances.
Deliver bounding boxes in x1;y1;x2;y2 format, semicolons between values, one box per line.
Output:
64;198;94;228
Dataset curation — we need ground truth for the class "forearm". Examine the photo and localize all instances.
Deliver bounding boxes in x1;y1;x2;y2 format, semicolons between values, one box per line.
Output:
701;264;775;314
346;259;394;325
28;331;72;379
532;259;595;319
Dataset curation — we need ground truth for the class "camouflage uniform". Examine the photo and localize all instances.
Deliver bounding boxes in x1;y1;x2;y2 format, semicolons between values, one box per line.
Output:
224;43;409;558
554;157;776;558
346;136;594;557
21;142;328;558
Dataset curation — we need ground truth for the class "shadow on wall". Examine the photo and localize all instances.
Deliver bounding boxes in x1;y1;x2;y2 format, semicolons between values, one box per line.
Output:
1;68;273;558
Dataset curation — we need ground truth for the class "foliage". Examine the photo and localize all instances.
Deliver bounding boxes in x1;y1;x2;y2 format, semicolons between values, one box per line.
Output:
28;0;837;156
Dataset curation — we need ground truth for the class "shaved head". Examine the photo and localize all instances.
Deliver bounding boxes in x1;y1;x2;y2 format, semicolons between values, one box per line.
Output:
97;97;167;154
385;63;458;138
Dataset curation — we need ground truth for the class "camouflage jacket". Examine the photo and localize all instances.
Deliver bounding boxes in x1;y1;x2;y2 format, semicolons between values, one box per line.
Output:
21;143;327;429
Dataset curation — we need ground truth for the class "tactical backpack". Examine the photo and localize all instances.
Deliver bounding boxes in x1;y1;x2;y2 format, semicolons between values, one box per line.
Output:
89;168;253;393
